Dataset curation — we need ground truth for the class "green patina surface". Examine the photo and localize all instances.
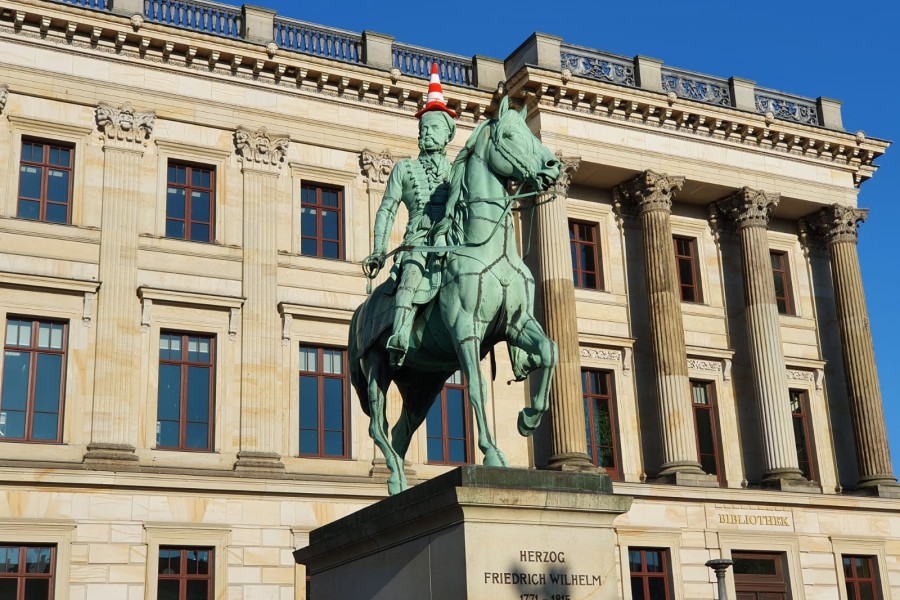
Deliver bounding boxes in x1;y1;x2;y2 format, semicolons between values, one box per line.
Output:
350;97;563;495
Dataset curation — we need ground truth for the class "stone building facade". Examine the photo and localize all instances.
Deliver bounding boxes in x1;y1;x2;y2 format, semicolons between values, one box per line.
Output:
0;0;897;598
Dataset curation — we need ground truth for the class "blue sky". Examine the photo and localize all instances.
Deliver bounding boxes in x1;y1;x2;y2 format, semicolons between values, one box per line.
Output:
264;0;900;474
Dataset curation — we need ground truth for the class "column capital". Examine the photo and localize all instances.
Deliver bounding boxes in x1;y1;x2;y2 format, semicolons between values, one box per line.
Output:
96;102;155;149
716;186;780;229
0;84;8;115
804;204;868;245
553;152;581;199
235;126;289;171
361;148;396;188
614;170;684;214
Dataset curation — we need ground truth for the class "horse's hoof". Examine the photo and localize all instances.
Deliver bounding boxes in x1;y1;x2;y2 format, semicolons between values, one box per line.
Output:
517;408;542;437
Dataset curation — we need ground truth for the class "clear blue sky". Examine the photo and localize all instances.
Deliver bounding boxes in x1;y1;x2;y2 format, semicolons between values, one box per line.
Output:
266;0;900;474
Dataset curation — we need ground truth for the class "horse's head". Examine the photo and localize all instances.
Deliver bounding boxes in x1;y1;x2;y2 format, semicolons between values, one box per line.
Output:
484;96;561;191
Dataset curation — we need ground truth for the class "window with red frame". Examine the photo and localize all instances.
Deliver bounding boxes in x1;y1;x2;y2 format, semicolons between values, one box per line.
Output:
0;545;55;599
426;371;472;465
673;236;701;303
569;220;603;290
582;369;620;480
843;555;880;600
790;389;816;481
166;161;215;243
156;333;215;452
299;346;348;458
17;139;74;224
733;552;788;600
628;548;671;600
158;547;213;600
300;184;344;260
770;251;794;315
1;318;67;443
691;380;724;485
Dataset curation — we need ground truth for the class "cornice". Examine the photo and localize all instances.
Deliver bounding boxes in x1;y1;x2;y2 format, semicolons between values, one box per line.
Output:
508;67;887;187
0;0;498;123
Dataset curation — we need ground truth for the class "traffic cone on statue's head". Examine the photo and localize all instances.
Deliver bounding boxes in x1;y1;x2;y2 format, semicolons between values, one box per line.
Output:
415;63;458;118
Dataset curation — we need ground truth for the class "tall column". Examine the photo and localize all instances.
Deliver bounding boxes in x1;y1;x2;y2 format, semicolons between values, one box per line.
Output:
538;155;596;472
84;103;155;467
233;127;289;473
804;205;900;497
615;171;710;483
716;187;812;490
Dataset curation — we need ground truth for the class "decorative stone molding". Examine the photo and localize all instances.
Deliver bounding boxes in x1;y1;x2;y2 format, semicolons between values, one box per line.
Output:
688;358;723;374
579;347;622;362
723;358;732;381
554;152;581;198
803;204;868;246
95;102;155;146
715;187;780;229
613;170;684;214
0;84;8;114
360;149;395;186
786;369;814;384
234;126;289;168
140;298;153;333
281;312;292;346
815;368;824;391
228;308;240;341
82;292;96;327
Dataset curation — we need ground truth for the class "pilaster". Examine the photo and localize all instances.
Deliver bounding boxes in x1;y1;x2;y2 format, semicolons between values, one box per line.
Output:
615;171;710;483
803;205;899;498
539;155;597;472
234;126;289;473
84;102;155;468
715;187;811;490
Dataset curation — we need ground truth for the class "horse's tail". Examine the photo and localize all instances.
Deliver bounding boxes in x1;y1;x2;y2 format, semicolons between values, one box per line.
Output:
348;306;371;417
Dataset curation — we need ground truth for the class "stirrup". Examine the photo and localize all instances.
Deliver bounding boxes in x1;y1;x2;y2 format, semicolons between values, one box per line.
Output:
386;334;408;368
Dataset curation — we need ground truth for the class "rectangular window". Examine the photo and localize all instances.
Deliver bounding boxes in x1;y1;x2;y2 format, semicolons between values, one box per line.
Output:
156;333;215;452
300;184;344;260
17;139;74;224
582;369;619;480
673;236;701;303
0;545;55;599
628;548;671;600
733;552;788;600
299;346;348;458
843;555;880;600
426;371;471;465
166;161;215;243
790;389;816;481
691;380;723;485
770;251;794;315
1;318;67;443
158;547;213;600
569;220;603;290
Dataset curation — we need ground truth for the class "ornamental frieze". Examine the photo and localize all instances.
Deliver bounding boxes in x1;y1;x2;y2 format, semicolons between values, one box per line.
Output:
361;149;396;186
687;359;723;373
579;347;622;362
235;126;290;167
613;170;684;214
95;102;155;146
802;204;868;246
715;186;780;229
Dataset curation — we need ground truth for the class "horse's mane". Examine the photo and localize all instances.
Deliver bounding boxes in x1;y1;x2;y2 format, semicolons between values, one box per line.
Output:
445;118;491;244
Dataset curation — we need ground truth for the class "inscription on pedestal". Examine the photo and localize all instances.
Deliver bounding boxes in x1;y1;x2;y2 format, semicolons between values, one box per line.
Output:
482;549;603;599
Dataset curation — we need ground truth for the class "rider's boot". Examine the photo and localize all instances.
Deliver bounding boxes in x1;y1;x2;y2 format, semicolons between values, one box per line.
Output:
386;305;415;368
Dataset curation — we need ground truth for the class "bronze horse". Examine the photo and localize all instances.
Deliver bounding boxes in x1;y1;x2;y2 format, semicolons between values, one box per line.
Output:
349;97;561;494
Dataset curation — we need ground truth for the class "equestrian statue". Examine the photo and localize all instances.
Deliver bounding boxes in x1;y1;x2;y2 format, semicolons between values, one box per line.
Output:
350;64;562;494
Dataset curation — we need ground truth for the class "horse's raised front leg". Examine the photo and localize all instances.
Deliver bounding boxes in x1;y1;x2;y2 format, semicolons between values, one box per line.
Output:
455;336;508;467
508;316;558;436
363;353;407;495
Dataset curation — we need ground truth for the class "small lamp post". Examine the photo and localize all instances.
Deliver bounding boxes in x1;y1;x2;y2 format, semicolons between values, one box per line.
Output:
705;558;734;600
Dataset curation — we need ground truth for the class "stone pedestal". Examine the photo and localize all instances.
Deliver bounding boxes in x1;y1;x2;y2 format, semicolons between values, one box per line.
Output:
295;467;631;600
